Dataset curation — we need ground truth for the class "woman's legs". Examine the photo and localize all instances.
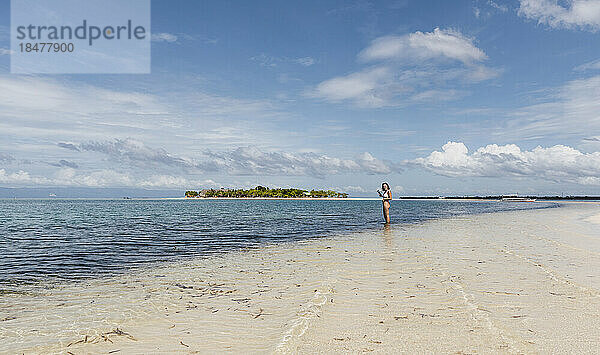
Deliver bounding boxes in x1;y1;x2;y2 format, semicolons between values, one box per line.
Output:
383;201;391;224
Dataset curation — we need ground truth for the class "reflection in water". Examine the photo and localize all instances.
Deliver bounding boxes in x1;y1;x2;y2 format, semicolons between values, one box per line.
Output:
382;223;394;251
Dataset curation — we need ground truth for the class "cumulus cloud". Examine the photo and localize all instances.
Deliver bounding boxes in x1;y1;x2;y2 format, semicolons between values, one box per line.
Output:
518;0;600;31
354;152;394;174
310;28;498;107
410;141;600;184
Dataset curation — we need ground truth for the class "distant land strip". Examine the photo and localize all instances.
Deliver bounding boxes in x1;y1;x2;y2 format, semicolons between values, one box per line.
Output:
396;196;600;200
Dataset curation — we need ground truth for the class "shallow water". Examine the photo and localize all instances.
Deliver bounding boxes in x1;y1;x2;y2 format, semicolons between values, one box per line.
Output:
0;199;554;288
2;202;600;354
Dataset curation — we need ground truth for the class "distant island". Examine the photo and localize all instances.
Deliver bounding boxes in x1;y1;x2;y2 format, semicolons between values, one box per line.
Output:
185;186;348;198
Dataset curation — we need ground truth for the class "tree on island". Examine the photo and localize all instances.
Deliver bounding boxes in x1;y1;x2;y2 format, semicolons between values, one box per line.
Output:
184;190;198;198
184;186;348;198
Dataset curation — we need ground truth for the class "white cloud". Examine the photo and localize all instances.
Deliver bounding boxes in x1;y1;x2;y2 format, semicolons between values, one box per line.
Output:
54;168;134;187
465;65;501;81
0;77;280;123
392;185;405;193
203;146;394;177
474;0;509;19
0;142;396;187
294;57;316;66
488;0;509;12
0;76;165;121
151;32;218;44
310;28;497;107
0;153;15;163
250;53;278;67
0;76;286;151
59;139;395;178
340;185;367;193
410;89;464;102
75;139;195;169
151;33;178;42
358;28;487;64
138;176;219;189
574;58;600;71
354;152;394;174
508;74;600;138
48;160;79;169
577;176;600;185
250;53;317;67
518;0;600;31
311;66;391;107
0;169;51;185
411;141;600;185
0;167;223;189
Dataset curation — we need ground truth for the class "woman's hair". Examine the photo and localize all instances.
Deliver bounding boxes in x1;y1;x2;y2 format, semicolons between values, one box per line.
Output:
382;182;390;190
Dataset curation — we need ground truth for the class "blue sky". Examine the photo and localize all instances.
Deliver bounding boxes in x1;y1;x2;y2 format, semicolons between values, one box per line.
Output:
1;0;600;196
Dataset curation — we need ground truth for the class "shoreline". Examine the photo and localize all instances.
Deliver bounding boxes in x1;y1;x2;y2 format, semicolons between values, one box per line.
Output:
2;202;600;353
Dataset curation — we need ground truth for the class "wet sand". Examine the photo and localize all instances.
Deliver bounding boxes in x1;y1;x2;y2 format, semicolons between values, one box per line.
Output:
2;203;600;354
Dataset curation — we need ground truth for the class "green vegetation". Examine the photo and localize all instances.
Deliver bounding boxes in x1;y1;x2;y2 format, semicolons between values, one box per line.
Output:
185;186;348;198
184;190;198;198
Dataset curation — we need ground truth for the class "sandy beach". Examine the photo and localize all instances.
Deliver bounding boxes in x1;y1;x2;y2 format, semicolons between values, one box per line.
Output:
2;202;600;354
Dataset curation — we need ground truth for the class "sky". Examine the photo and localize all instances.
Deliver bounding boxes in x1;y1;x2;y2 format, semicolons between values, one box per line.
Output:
1;0;600;196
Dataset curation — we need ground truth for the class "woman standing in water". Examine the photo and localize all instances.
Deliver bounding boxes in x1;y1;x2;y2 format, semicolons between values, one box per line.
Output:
377;182;392;224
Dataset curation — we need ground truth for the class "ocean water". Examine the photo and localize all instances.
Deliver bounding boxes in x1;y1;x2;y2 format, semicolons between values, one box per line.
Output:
0;199;556;288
